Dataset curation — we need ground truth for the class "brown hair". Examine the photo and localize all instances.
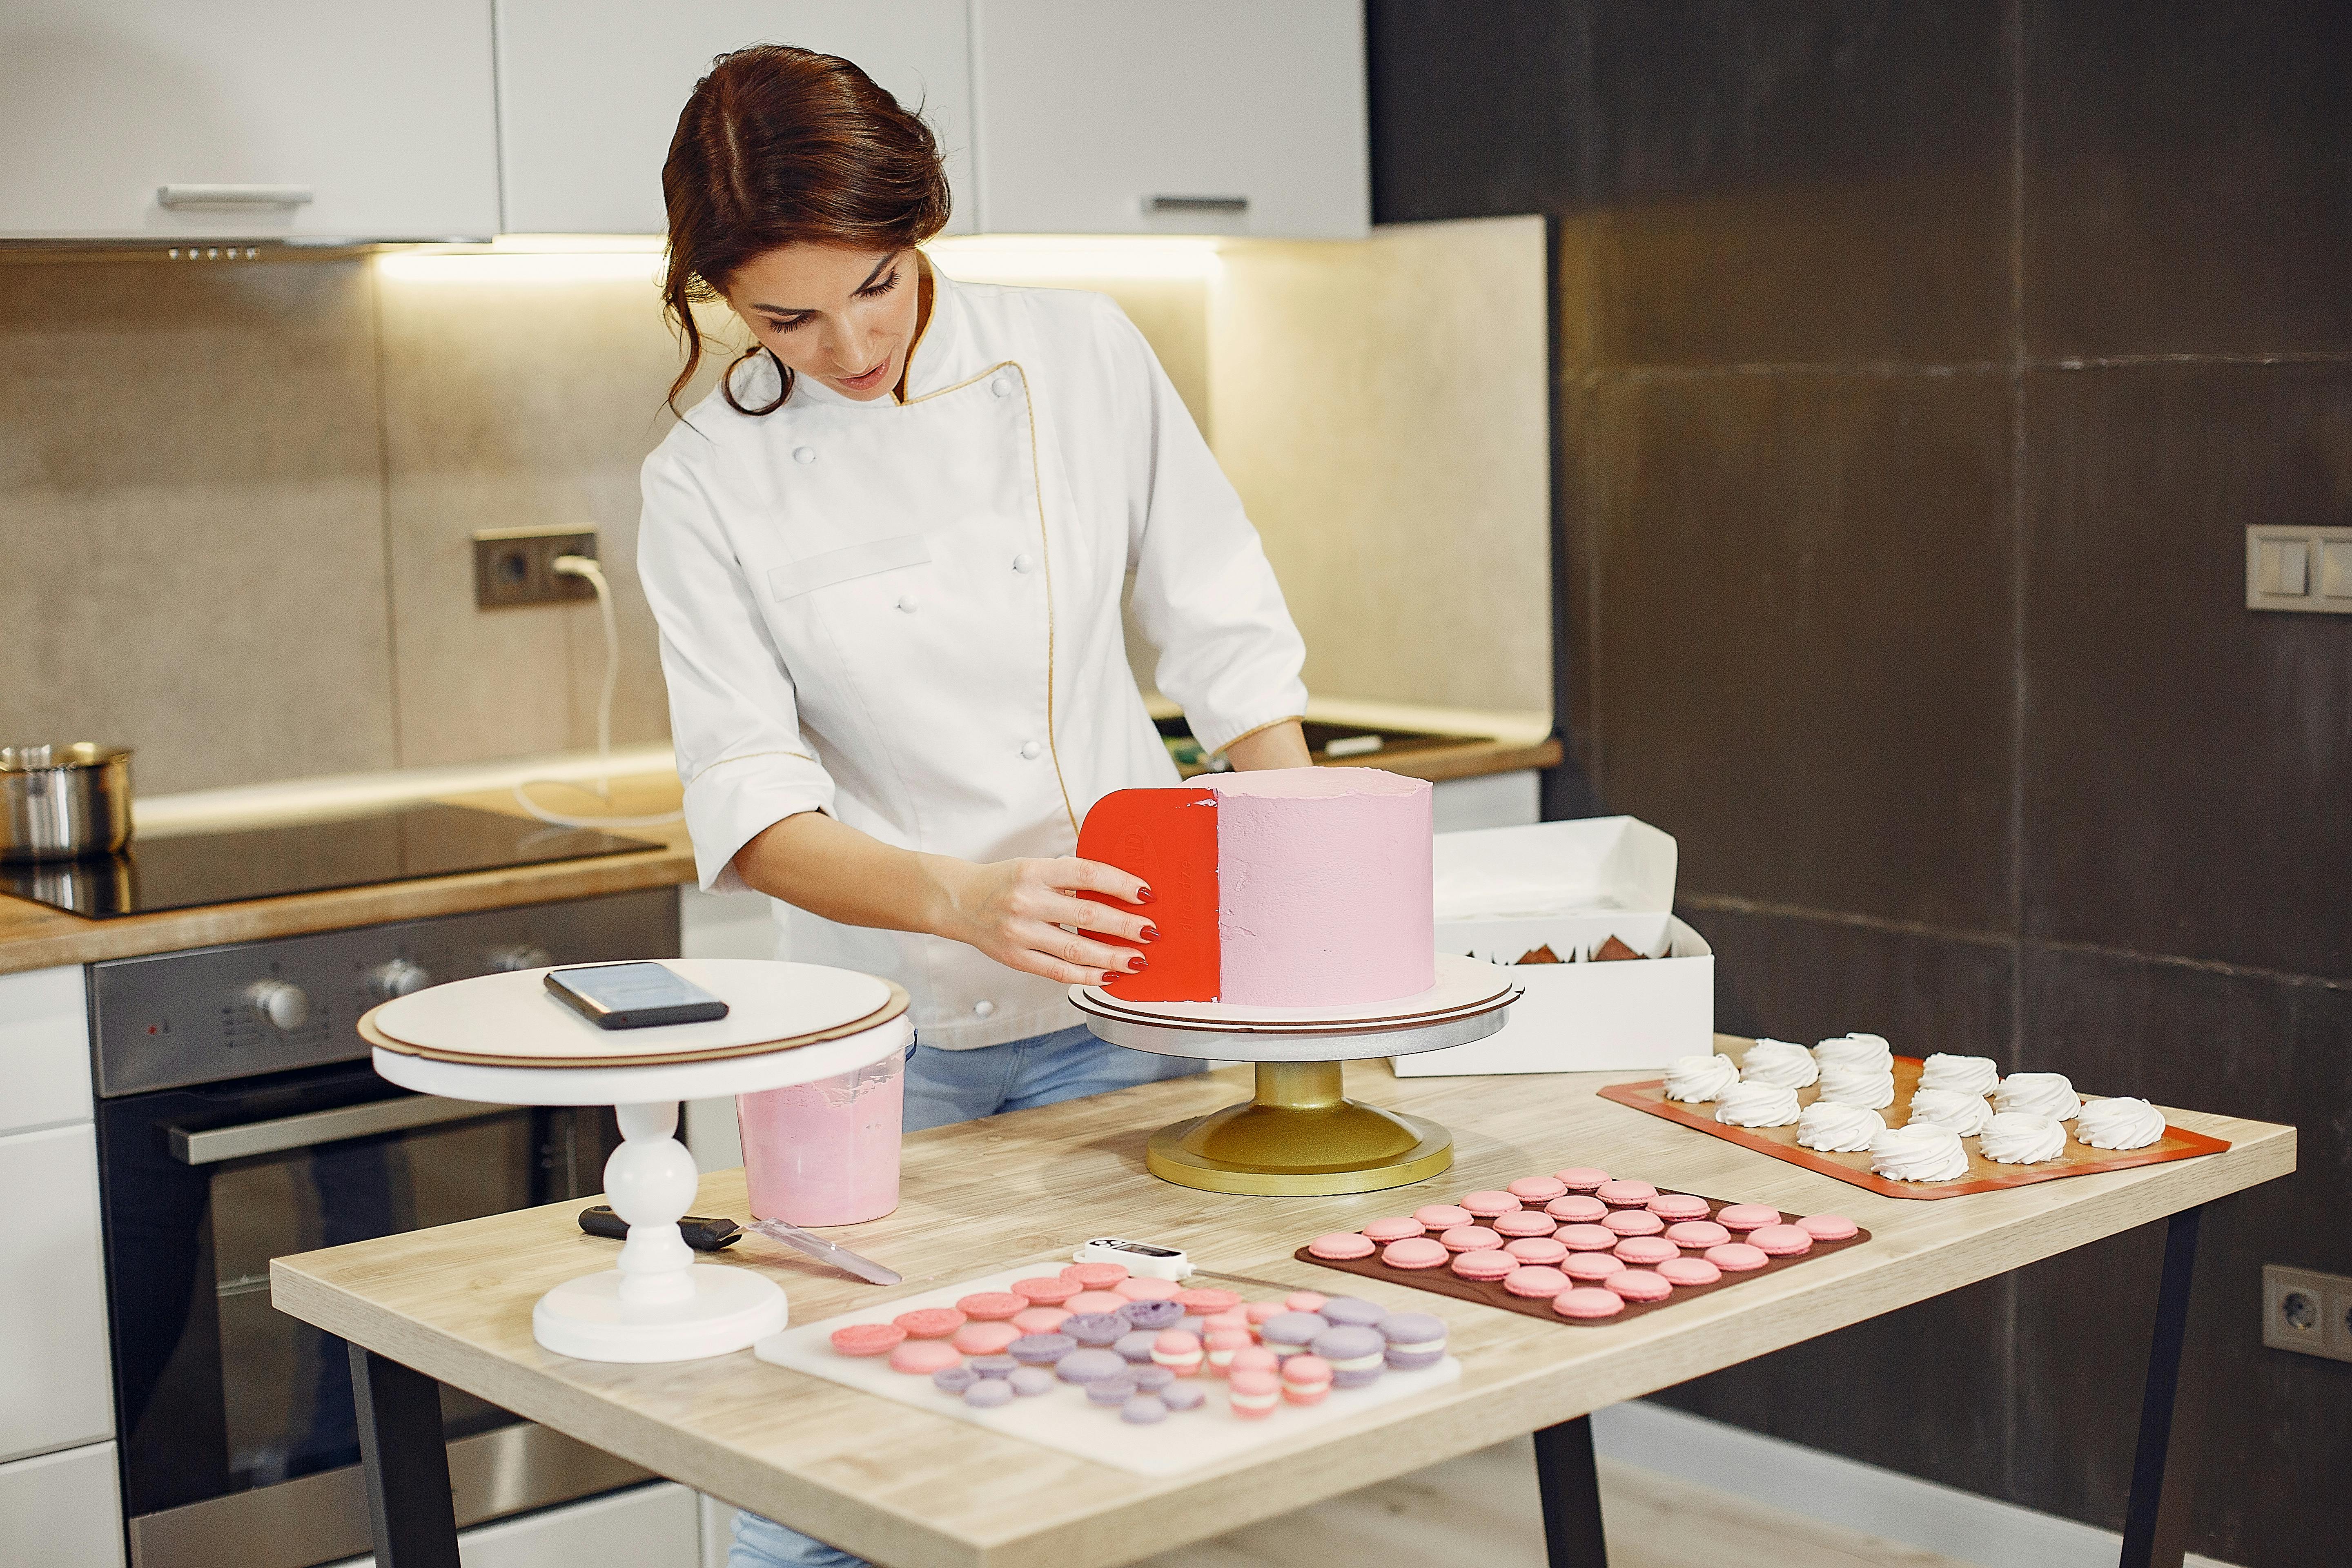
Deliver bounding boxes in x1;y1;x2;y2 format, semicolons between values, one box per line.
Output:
661;45;952;416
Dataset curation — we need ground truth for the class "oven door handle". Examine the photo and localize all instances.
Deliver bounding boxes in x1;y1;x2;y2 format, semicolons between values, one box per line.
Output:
168;1094;523;1165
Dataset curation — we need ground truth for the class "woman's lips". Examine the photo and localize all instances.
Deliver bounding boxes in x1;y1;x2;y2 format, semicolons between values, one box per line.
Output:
836;357;892;391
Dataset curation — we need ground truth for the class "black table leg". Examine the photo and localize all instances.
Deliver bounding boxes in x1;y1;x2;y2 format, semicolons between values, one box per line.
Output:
1533;1414;1609;1568
2119;1205;2207;1568
350;1343;461;1568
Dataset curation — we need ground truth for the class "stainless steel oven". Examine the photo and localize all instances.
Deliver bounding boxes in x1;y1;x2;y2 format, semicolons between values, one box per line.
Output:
90;889;678;1568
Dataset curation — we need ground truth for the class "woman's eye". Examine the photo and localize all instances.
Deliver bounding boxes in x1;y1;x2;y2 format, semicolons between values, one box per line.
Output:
856;270;901;300
764;315;810;334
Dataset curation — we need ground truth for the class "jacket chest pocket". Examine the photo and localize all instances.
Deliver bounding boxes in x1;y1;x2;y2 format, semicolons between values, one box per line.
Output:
768;533;933;602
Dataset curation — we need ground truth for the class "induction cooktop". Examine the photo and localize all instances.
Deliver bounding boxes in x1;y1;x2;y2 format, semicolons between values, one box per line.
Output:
0;803;662;920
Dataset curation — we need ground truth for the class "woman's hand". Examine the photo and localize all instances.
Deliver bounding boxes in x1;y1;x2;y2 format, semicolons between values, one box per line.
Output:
927;855;1157;986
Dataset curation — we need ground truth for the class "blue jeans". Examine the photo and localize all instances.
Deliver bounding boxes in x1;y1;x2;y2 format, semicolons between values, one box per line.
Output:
729;1025;1201;1568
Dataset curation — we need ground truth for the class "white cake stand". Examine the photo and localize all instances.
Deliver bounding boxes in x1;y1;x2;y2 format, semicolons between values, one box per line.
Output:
1071;955;1520;1196
359;960;911;1364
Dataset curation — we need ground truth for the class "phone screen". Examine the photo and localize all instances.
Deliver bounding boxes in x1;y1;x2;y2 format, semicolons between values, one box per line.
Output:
545;962;729;1029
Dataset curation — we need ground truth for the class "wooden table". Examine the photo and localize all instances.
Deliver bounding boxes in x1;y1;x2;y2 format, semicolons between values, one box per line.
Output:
271;1046;2292;1568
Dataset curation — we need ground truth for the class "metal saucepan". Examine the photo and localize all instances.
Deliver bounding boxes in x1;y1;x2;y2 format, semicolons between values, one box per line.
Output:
0;743;134;862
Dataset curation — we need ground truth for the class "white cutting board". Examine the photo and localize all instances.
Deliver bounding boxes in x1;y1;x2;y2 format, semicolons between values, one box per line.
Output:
753;1265;1461;1477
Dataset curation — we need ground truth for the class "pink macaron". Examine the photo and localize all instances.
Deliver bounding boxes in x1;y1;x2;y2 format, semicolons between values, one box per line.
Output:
1505;1236;1569;1266
1557;1223;1618;1252
1414;1203;1476;1229
1563;1252;1625;1283
1555;1167;1610;1192
1011;1305;1071;1334
1228;1367;1280;1419
1229;1346;1279;1377
1452;1248;1516;1282
1715;1204;1782;1232
1178;1287;1242;1314
1504;1265;1575;1298
893;1307;965;1339
1383;1237;1450;1270
957;1292;1029;1321
1657;1255;1722;1287
1309;1231;1377;1260
1281;1354;1333;1405
1363;1216;1428;1243
1244;1301;1287;1328
1460;1190;1523;1219
887;1339;961;1375
1439;1225;1504;1253
1595;1178;1659;1207
1664;1220;1732;1249
1613;1236;1678;1267
1117;1275;1183;1301
1602;1208;1665;1237
1646;1194;1712;1222
1546;1195;1610;1224
1200;1308;1251;1338
1494;1210;1559;1238
1748;1224;1814;1257
830;1323;905;1356
1553;1286;1626;1319
1704;1242;1770;1273
1011;1276;1081;1305
1509;1175;1569;1203
1799;1213;1860;1242
952;1320;1022;1355
1151;1330;1204;1376
1205;1327;1253;1374
1062;1262;1129;1289
1066;1290;1128;1315
1285;1292;1329;1313
1606;1269;1673;1302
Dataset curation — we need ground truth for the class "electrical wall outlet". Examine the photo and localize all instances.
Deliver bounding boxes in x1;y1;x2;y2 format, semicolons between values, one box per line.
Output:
2261;1264;2352;1363
2246;524;2352;613
473;526;599;608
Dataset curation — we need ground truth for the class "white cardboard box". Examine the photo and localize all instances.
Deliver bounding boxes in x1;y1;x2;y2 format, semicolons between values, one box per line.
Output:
1392;816;1714;1076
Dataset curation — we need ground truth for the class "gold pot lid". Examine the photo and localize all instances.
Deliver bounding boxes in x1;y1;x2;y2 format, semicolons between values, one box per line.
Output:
0;742;131;773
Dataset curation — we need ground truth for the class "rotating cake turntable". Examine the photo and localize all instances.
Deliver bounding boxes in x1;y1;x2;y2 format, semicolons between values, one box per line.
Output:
1071;955;1521;1196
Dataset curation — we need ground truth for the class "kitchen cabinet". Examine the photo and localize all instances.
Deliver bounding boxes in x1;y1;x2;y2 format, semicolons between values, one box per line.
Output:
495;0;974;236
0;1443;124;1568
0;964;89;1135
969;0;1368;238
332;1477;699;1568
0;0;498;242
0;1124;114;1464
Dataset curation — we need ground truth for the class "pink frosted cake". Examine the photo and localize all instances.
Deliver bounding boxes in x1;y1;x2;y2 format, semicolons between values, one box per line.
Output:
1077;766;1434;1007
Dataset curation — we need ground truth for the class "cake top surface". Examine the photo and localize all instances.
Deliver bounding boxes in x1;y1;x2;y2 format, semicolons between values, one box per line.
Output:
1204;766;1428;799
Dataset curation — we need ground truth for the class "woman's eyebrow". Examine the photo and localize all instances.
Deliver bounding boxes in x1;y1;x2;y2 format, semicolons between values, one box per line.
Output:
748;254;901;316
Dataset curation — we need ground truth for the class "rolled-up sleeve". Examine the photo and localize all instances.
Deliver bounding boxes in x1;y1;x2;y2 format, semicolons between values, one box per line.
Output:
638;447;837;893
1106;302;1309;756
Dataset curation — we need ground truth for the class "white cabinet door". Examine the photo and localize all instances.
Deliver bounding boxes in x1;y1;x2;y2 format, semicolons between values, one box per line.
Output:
970;0;1367;238
0;1443;124;1568
0;966;90;1137
496;0;973;236
0;1125;114;1464
0;0;498;241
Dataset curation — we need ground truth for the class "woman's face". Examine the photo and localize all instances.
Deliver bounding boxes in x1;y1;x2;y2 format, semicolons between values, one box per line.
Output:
723;244;920;401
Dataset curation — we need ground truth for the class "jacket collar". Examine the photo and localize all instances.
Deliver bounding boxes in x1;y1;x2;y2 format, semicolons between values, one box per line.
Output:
786;254;973;411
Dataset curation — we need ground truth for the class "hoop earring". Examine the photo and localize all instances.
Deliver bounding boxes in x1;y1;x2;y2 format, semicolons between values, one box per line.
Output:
721;345;790;416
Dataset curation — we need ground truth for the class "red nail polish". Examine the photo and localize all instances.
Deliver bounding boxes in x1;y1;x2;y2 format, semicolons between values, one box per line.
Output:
1134;886;1156;904
1139;926;1160;944
1127;954;1148;972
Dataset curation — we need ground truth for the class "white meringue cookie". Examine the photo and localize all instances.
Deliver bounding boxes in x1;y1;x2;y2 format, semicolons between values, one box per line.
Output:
1995;1071;2080;1122
1741;1038;1821;1089
2075;1096;2166;1151
1663;1053;1741;1102
1869;1124;1969;1182
1813;1033;1895;1074
1796;1101;1884;1152
1817;1063;1897;1111
1980;1110;2067;1164
1905;1087;1995;1137
1714;1082;1802;1127
1917;1053;2000;1097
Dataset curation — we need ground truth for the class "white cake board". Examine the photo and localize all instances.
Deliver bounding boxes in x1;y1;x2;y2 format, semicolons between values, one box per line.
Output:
361;962;912;1364
1073;954;1512;1031
753;1264;1462;1477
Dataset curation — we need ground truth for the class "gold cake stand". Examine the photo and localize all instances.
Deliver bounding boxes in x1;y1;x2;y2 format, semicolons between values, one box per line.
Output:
1070;959;1519;1197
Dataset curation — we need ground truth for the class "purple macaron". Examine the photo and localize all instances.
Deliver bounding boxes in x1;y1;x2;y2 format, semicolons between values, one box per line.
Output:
1158;1381;1206;1412
1056;1347;1129;1383
1312;1325;1389;1388
1113;1330;1161;1363
1064;1312;1128;1346
1121;1394;1170;1424
1130;1364;1176;1392
932;1365;980;1394
1380;1312;1448;1371
968;1354;1018;1379
1085;1374;1139;1406
1120;1298;1185;1331
1009;1332;1076;1365
1319;1297;1389;1329
1260;1311;1329;1356
964;1379;1014;1408
1007;1366;1056;1397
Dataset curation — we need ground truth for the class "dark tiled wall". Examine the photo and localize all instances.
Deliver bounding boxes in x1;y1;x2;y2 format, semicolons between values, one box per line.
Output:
1368;2;2352;1563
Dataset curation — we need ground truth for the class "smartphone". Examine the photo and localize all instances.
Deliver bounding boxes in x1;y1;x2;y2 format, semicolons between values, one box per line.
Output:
544;962;730;1029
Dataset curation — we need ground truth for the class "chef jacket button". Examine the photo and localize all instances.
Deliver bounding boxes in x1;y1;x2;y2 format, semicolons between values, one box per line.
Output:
1019;740;1043;761
793;446;817;464
973;1000;996;1019
989;375;1015;399
896;595;918;613
1012;552;1035;573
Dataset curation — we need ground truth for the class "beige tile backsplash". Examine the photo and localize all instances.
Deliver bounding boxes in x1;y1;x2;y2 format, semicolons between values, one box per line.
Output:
2;219;1548;796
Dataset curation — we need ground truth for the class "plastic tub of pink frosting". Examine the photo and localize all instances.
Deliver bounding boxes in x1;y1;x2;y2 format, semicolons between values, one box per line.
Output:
738;1047;906;1225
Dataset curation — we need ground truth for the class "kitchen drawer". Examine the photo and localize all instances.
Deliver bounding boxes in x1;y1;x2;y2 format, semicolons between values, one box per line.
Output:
0;1442;123;1568
327;1479;699;1568
0;1124;114;1463
0;964;90;1135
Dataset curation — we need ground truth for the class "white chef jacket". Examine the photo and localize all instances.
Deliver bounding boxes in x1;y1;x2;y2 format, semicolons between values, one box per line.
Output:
638;265;1308;1049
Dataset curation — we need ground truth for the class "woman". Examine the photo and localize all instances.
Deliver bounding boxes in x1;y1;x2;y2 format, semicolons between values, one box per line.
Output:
638;45;1309;1567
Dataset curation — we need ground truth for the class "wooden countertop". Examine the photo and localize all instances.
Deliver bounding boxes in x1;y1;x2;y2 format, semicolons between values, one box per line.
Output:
0;737;1559;975
272;1047;2291;1568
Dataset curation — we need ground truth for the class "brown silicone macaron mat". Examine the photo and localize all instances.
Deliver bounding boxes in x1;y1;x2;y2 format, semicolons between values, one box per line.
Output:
1296;1194;1870;1327
360;984;910;1069
1597;1055;2230;1200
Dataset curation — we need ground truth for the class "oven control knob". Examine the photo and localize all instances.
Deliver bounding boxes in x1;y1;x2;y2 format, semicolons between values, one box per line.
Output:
487;944;553;973
369;958;434;999
245;980;312;1032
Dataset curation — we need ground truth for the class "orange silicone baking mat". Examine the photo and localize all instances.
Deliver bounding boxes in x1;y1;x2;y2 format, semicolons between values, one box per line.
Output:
1598;1056;2229;1200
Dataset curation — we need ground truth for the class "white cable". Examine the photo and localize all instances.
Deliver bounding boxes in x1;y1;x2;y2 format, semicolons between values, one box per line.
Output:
512;554;686;831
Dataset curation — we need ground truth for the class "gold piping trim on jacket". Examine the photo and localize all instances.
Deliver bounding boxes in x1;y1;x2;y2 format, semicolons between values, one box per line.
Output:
1214;714;1307;757
689;748;818;787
